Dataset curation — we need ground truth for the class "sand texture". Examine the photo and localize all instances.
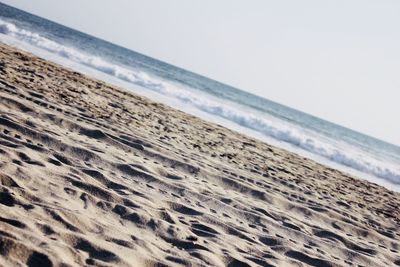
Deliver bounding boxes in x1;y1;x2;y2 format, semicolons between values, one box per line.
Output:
0;43;399;267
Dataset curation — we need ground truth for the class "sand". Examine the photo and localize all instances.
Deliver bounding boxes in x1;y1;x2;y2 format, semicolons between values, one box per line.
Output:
0;42;399;267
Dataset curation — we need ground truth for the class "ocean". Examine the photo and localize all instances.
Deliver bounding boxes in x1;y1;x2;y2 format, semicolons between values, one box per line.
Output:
1;3;399;191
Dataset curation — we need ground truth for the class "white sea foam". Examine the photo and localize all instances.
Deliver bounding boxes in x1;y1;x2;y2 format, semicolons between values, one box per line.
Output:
1;18;400;185
0;19;161;88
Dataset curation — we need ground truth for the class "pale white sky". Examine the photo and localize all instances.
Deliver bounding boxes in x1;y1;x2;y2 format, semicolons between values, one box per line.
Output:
3;0;400;146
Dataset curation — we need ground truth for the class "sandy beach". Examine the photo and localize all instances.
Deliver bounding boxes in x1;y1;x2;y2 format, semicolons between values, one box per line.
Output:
0;42;399;266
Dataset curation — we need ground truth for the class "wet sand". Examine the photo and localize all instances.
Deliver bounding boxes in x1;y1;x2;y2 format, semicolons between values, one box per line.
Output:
0;42;399;267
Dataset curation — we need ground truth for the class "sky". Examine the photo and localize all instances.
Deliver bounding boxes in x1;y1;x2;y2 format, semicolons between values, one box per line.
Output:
3;0;400;146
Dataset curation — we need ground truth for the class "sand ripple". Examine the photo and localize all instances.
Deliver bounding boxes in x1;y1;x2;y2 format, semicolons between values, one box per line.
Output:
0;43;399;266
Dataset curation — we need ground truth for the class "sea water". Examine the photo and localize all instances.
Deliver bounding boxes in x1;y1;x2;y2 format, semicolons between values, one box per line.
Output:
1;3;399;191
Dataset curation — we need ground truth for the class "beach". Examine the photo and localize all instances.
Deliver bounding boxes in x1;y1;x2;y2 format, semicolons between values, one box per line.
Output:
0;42;399;266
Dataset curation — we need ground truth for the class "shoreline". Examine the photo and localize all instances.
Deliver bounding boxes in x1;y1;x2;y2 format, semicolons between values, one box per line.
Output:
1;27;399;192
0;42;399;266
